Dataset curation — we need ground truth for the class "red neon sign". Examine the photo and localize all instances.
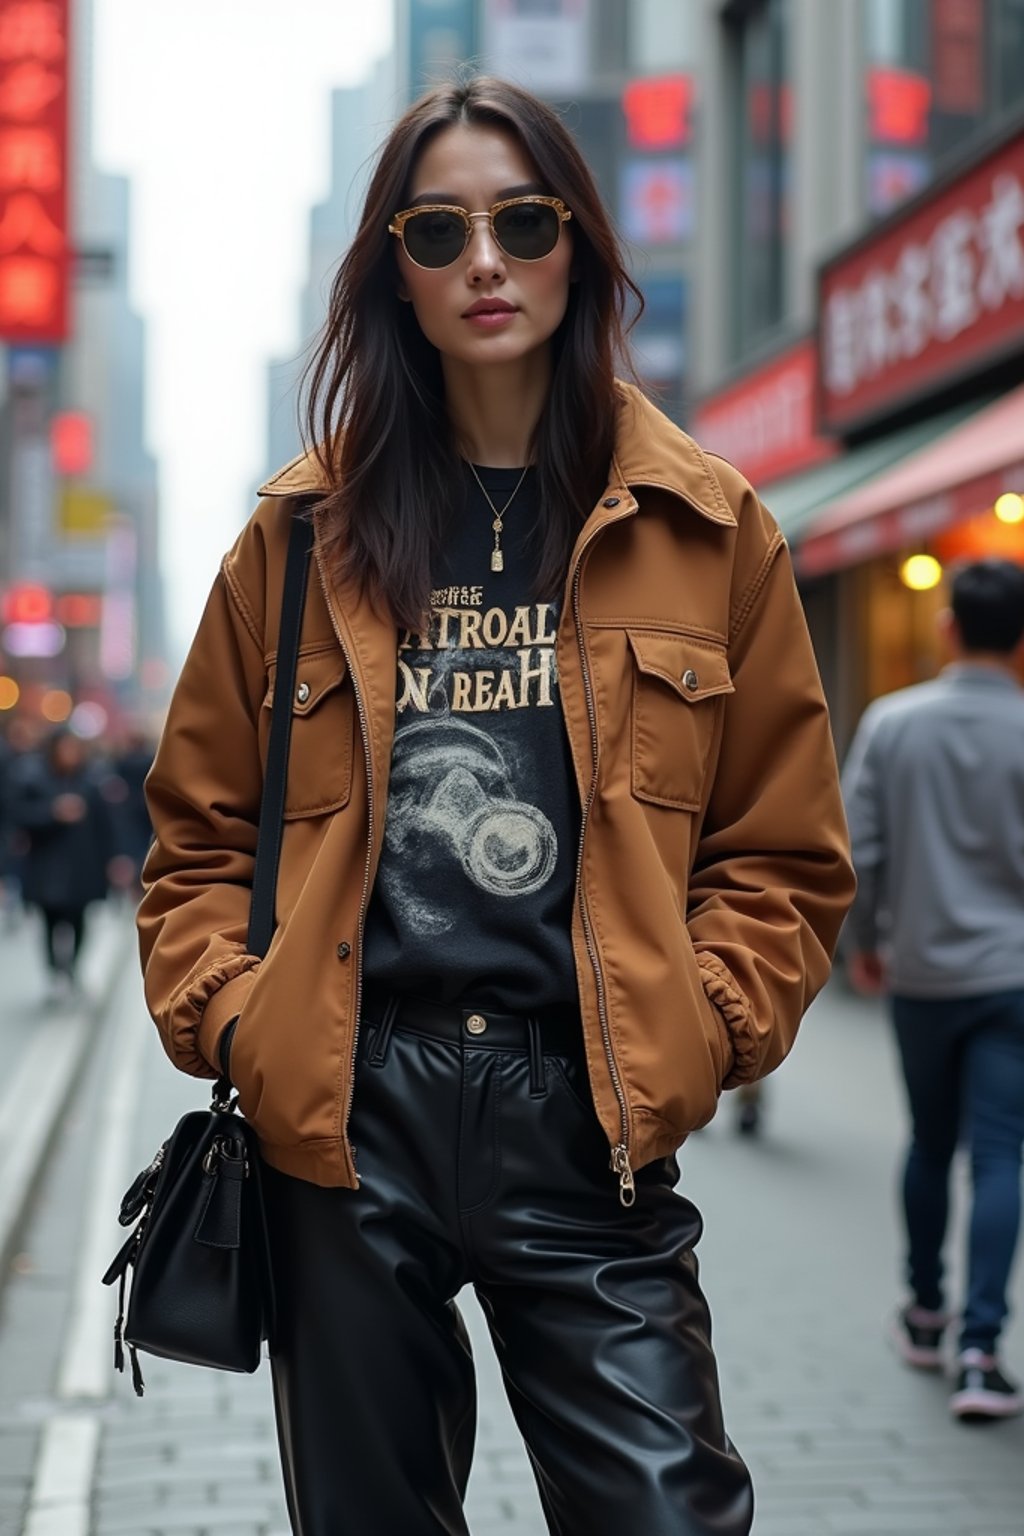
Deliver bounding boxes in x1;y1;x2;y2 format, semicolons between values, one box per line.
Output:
0;0;68;343
622;76;693;150
55;591;102;626
3;579;51;622
868;67;931;146
51;410;92;474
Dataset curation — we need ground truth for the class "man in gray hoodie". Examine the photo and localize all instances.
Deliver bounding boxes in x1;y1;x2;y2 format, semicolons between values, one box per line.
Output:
843;557;1024;1422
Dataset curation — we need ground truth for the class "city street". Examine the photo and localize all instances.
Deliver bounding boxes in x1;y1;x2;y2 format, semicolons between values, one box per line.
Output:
0;905;1022;1536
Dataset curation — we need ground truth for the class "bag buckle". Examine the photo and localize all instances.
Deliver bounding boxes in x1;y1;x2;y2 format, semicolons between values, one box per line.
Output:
202;1135;249;1177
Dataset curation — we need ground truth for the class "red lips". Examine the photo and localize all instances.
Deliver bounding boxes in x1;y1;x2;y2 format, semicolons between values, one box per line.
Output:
463;297;518;316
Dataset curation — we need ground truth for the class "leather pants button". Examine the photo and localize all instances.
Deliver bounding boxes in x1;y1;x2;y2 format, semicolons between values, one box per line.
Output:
465;1013;487;1035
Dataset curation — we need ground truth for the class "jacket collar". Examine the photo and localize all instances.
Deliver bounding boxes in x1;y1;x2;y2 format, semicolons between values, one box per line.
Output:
257;380;734;527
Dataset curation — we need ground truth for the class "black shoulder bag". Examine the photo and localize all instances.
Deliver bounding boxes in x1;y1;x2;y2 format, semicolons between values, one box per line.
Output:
102;510;313;1396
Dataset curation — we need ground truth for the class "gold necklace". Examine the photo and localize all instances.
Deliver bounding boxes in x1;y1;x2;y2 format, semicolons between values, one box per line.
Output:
467;461;530;573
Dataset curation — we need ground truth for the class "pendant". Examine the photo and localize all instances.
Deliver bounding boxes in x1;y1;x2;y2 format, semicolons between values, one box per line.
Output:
491;547;504;572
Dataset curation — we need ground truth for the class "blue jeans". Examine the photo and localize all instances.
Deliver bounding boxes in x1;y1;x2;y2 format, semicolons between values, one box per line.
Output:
891;990;1024;1354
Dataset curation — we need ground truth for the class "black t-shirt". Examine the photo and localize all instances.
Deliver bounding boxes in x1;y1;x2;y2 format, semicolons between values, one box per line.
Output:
362;463;581;1011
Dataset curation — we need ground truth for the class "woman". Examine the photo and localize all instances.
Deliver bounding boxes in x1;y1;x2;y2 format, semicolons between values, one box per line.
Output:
139;77;854;1536
15;727;113;1001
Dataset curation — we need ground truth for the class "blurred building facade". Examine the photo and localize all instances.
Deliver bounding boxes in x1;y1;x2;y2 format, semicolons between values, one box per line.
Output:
271;0;1024;750
0;0;164;739
257;55;398;489
691;0;1024;748
397;0;696;422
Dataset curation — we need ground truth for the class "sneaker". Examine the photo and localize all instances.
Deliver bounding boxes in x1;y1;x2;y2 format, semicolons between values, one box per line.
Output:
950;1351;1024;1421
888;1303;949;1369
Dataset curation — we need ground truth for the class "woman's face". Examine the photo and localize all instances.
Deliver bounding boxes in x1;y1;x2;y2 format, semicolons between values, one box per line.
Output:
394;122;573;373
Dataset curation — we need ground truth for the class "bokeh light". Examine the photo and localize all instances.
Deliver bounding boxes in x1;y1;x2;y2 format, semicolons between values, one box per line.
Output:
40;689;73;722
994;492;1024;525
70;701;109;739
899;554;943;591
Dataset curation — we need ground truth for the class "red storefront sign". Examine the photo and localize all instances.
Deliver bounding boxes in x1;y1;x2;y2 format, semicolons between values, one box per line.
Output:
691;337;837;487
818;122;1024;434
0;0;69;343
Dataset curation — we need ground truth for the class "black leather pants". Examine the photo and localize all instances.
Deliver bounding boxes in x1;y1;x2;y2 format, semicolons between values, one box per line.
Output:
263;990;754;1536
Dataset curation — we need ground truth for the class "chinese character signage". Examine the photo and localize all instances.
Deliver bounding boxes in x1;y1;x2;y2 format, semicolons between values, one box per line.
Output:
692;337;837;487
0;0;68;343
818;123;1024;434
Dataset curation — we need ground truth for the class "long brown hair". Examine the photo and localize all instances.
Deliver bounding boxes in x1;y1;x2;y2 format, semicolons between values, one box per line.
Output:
301;75;642;630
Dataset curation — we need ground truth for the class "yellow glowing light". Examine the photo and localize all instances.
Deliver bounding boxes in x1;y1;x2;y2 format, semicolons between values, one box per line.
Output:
900;554;943;591
0;675;18;710
40;689;72;722
994;492;1024;524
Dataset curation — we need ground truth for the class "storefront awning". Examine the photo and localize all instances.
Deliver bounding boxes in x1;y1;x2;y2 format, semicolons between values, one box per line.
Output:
761;401;979;549
794;385;1024;578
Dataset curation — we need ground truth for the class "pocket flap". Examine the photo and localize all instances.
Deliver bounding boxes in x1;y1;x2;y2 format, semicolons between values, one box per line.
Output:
264;649;348;715
626;630;733;703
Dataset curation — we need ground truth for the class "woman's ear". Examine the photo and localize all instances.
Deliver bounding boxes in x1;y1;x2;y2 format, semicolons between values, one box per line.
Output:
396;278;411;303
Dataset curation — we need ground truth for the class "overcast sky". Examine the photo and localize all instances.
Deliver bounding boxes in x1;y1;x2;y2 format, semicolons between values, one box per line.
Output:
93;0;394;659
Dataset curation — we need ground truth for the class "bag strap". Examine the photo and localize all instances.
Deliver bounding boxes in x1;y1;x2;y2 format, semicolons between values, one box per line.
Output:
248;509;314;958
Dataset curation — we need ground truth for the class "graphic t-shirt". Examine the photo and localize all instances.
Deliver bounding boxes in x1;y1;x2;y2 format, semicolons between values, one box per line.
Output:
362;463;581;1011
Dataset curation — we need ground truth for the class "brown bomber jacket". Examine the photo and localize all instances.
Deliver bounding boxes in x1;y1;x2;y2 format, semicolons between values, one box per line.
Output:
138;382;855;1198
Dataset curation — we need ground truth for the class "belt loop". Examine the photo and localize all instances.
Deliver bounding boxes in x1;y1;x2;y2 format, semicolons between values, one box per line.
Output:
527;1016;545;1098
368;994;399;1067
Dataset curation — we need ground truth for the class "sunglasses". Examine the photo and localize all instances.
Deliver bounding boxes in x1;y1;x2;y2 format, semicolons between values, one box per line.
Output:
389;195;572;270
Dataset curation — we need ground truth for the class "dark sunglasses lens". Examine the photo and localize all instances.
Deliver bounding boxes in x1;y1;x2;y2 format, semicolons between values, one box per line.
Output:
493;201;560;259
403;211;466;267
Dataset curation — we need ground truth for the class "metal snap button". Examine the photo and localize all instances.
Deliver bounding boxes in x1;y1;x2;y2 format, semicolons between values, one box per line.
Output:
683;669;699;692
602;496;620;508
336;941;351;960
296;681;310;704
465;1013;487;1035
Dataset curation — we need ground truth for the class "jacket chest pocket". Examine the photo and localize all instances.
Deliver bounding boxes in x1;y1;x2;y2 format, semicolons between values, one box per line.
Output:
262;649;354;818
627;629;734;811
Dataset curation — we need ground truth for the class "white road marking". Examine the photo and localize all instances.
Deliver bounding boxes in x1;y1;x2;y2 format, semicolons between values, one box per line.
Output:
0;905;128;1274
0;1014;89;1274
22;1413;100;1536
57;953;147;1400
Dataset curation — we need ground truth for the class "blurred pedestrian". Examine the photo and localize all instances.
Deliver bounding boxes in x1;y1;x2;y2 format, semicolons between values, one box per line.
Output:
843;557;1024;1423
0;714;44;927
139;76;853;1534
12;726;116;1002
99;723;156;901
0;721;16;924
731;1080;765;1137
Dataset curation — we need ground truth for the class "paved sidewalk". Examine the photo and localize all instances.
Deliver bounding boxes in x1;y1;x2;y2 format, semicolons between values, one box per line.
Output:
1;959;1022;1534
0;900;131;1279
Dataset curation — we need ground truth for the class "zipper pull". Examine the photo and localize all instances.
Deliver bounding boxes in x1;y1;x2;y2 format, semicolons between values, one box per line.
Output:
611;1144;635;1208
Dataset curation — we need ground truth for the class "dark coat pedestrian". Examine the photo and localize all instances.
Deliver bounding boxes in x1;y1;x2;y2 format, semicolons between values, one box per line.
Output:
13;728;115;988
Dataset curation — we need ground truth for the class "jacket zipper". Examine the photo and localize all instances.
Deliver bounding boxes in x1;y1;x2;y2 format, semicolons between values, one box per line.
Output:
570;524;635;1207
313;543;373;1187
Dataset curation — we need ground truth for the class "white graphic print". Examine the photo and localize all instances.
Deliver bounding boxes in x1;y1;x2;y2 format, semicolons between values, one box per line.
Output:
377;598;561;937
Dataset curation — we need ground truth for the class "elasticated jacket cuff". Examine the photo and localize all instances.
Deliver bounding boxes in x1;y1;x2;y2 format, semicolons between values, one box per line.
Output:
195;967;260;1076
696;951;757;1088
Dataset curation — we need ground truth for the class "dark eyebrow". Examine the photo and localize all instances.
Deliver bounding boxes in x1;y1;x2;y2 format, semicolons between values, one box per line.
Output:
405;181;547;210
